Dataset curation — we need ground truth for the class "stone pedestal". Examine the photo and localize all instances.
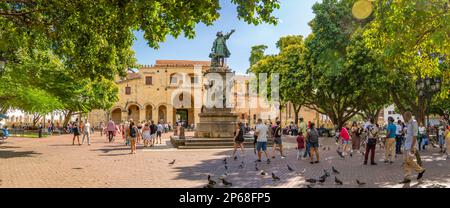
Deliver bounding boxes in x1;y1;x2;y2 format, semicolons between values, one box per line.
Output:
193;66;238;139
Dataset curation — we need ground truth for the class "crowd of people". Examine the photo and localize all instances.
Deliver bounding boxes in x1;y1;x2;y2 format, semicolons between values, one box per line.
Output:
229;111;450;184
91;119;173;154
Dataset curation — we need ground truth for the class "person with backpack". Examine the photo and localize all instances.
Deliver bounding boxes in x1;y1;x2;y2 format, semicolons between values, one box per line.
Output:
307;123;320;164
149;120;158;146
364;119;379;165
231;122;245;160
72;121;81;146
128;121;139;154
271;121;286;159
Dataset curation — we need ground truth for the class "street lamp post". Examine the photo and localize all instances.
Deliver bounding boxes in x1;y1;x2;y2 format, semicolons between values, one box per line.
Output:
416;77;441;125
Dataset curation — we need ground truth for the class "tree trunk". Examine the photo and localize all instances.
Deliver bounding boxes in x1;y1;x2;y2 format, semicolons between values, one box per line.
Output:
32;114;42;127
293;104;302;125
62;110;73;127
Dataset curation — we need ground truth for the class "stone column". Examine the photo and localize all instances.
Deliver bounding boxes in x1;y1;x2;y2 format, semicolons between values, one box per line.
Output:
193;107;200;127
152;108;158;123
121;110;128;123
167;106;174;124
139;108;146;123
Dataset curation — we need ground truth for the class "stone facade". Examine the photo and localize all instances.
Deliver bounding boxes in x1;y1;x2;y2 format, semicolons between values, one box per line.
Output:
88;60;323;128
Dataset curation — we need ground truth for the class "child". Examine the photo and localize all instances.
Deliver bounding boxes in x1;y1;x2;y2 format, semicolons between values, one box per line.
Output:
296;131;306;160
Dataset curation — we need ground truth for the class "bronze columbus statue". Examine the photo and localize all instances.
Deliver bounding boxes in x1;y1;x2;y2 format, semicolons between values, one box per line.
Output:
209;29;235;67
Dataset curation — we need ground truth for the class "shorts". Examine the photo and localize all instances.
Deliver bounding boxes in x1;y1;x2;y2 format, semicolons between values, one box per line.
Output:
128;137;136;141
342;140;349;145
256;142;267;151
157;131;162;137
310;142;319;148
234;139;244;145
274;137;282;145
151;133;157;139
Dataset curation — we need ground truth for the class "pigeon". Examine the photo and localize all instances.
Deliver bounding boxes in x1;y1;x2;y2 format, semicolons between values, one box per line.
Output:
272;173;281;181
356;180;366;186
319;176;326;184
203;183;214;188
287;164;294;171
297;168;306;176
221;178;232;186
223;158;227;164
335;176;343;185
322;147;327;151
207;175;217;185
224;165;228;170
306;178;317;183
323;169;331;177
168;160;176;165
332;166;340;174
337;150;345;159
238;164;244;169
255;165;259;171
306;184;314;188
260;170;268;176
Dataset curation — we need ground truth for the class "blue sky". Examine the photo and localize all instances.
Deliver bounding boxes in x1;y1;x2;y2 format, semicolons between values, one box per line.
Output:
132;0;320;74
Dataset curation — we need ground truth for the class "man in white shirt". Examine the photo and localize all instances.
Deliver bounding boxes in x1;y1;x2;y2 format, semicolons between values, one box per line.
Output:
400;111;425;184
82;120;91;145
255;118;270;164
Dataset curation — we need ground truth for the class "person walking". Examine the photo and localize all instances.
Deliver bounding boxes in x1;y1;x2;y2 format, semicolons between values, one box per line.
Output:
106;119;115;143
364;119;378;165
307;123;320;164
142;122;152;148
255;119;270;164
339;123;351;157
351;122;362;153
128;121;139;154
418;124;426;151
231;122;245;160
271;121;286;159
444;126;450;159
296;131;306;160
384;117;396;164
400;111;426;184
82;120;91;145
156;122;163;144
395;120;404;155
72;121;81;146
149;120;157;147
438;124;445;153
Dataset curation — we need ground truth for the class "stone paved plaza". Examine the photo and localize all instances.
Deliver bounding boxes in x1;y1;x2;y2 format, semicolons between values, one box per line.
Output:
1;132;449;188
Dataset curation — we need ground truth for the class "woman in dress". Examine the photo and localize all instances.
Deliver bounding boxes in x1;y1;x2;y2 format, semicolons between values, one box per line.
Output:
142;122;152;148
351;121;361;153
231;122;245;160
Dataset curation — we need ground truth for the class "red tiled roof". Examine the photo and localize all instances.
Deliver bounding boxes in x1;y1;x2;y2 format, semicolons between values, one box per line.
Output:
155;60;210;66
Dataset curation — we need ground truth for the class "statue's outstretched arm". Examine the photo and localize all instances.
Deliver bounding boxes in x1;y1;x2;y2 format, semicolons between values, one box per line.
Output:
225;29;235;39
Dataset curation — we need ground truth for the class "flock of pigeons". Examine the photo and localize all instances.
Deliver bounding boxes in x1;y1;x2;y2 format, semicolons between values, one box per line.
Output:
166;146;370;188
193;157;367;188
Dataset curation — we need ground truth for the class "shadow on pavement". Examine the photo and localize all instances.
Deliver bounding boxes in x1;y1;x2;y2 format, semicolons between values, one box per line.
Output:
0;150;42;159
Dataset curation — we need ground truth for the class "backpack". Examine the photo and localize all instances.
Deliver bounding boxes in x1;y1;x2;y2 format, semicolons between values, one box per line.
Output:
130;127;137;138
356;127;363;136
308;128;319;143
274;126;282;138
150;124;157;134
